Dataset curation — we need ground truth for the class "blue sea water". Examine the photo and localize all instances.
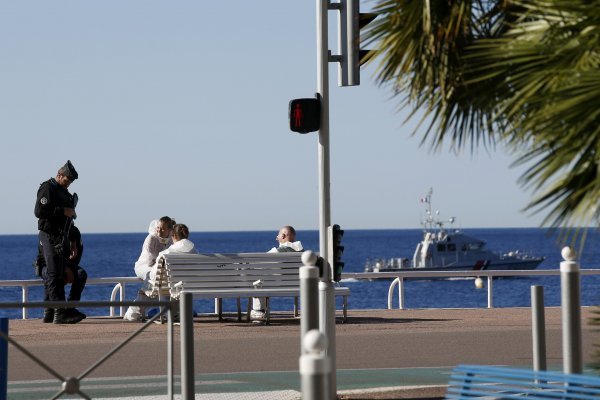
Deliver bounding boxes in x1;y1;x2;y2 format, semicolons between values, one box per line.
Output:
1;228;599;319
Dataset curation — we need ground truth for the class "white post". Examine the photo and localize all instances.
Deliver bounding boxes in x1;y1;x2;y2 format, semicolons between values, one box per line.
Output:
560;246;582;374
301;252;320;354
299;330;330;400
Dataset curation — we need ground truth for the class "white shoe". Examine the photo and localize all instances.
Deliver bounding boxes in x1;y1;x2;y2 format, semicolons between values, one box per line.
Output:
123;306;142;322
250;309;266;321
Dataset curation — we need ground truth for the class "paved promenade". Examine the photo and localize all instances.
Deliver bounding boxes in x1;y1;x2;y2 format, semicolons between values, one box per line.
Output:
5;306;598;399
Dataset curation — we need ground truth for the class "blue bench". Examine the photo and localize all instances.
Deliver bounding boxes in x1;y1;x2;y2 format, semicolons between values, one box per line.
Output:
446;364;600;399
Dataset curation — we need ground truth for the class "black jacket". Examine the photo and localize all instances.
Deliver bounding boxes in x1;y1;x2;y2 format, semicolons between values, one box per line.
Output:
34;178;75;235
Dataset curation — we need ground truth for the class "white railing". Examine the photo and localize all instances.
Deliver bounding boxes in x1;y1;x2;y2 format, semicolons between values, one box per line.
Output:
0;277;140;319
341;269;600;309
5;269;600;319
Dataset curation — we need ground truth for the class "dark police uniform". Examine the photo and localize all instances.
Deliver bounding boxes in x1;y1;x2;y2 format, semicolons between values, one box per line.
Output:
36;225;88;301
35;177;76;303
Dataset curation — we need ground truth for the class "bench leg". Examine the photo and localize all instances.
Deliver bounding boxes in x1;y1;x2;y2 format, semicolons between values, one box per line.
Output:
236;297;241;322
217;298;223;321
246;298;251;323
294;296;299;318
265;297;270;325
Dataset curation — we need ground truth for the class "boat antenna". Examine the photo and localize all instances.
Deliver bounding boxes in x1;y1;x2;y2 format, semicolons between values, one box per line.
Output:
420;188;434;231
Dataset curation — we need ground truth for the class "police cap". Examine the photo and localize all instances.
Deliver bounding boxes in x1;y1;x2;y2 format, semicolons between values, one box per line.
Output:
61;160;78;181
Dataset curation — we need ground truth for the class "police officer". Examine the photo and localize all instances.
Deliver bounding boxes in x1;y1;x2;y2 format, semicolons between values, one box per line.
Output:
34;161;85;324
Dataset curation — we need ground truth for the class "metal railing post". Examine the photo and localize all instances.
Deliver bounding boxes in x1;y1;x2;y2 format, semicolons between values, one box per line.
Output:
21;288;28;320
180;293;195;399
487;276;493;308
560;247;582;374
398;277;405;309
531;285;547;371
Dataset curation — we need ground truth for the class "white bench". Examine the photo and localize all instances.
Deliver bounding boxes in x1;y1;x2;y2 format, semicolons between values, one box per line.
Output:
148;252;350;324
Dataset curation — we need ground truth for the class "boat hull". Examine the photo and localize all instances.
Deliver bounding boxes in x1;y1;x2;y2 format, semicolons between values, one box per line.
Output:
371;258;543;273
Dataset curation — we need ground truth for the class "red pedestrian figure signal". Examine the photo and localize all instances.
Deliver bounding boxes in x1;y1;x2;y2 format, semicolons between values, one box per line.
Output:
289;98;320;133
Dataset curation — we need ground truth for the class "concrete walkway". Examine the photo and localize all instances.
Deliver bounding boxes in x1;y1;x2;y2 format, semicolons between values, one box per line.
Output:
5;307;598;399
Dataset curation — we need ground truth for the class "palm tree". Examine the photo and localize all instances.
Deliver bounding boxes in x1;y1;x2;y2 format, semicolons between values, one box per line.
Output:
364;0;600;236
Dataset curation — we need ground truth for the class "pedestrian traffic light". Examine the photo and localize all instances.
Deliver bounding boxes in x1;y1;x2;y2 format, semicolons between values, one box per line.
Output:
289;97;321;133
339;0;377;86
330;224;344;282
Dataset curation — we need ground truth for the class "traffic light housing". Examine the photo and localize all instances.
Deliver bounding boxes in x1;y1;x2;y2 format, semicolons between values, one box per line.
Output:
330;224;345;282
339;0;377;86
289;97;321;133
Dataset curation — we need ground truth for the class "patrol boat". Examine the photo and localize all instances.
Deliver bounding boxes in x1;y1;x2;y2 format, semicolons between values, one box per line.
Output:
364;190;545;272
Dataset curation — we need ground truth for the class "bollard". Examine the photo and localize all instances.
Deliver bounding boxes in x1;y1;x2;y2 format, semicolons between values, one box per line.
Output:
299;329;330;400
560;246;582;374
531;285;546;371
301;252;320;354
180;293;195;399
319;280;336;399
0;318;7;400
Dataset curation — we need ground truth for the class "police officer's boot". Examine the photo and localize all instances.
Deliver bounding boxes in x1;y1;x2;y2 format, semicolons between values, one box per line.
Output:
68;308;86;320
42;308;54;323
53;308;82;324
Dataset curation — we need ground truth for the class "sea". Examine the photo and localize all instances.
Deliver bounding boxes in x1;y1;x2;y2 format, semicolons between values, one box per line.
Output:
2;228;600;319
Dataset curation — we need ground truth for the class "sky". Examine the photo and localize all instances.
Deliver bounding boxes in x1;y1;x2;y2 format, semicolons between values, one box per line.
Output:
0;1;545;235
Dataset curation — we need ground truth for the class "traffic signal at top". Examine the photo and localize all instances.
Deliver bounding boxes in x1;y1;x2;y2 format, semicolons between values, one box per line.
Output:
289;97;321;133
339;0;377;87
330;224;345;282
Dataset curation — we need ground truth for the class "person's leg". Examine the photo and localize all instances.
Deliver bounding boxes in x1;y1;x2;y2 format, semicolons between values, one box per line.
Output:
124;286;151;321
251;297;266;321
39;232;81;324
40;266;54;323
67;266;87;301
67;265;87;319
39;232;66;302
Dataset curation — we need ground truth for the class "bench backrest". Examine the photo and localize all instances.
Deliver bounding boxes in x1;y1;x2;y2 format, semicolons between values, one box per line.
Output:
446;364;600;399
156;252;305;294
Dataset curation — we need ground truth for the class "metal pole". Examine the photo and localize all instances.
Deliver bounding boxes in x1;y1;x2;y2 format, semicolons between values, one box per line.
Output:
180;293;195;399
319;280;336;399
560;246;582;374
167;303;174;399
317;0;331;264
398;278;405;309
299;330;330;400
22;287;28;320
317;1;336;398
531;285;547;371
301;252;320;353
487;276;493;308
0;318;7;400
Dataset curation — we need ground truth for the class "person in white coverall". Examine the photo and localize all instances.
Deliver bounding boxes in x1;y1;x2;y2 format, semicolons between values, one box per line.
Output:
251;225;303;322
124;216;175;321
